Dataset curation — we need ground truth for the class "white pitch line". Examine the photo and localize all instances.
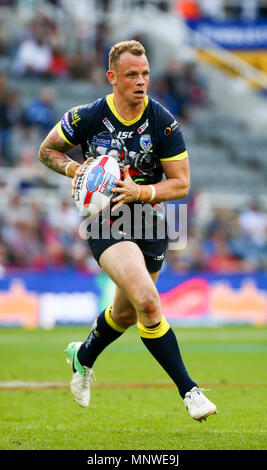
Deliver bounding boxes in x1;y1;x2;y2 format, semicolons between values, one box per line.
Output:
1;381;267;390
0;381;69;389
0;381;173;390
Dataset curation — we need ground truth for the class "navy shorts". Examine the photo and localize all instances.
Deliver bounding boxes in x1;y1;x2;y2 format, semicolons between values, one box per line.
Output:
89;234;168;273
87;202;169;273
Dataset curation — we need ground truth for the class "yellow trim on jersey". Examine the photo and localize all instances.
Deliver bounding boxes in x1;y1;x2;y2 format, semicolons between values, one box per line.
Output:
104;305;127;333
57;122;75;147
160;150;188;162
106;93;149;126
137;316;170;339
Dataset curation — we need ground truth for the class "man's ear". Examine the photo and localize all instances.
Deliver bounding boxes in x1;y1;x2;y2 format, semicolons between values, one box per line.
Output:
106;69;116;86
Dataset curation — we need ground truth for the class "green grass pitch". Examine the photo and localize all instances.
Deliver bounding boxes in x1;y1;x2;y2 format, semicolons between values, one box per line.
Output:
0;325;266;450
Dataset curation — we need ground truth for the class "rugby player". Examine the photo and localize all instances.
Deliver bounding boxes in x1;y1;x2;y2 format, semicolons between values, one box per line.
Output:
38;40;217;422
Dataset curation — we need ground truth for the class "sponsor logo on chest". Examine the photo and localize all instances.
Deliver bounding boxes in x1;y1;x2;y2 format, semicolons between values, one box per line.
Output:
137;119;149;134
117;131;134;139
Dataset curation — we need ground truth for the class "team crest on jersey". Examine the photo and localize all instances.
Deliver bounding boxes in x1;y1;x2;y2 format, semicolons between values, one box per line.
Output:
140;134;152;152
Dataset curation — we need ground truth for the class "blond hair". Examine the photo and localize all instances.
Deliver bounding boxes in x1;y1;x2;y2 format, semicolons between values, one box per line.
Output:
109;40;146;70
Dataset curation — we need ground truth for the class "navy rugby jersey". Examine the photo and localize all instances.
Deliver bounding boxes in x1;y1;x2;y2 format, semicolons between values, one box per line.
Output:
57;93;188;186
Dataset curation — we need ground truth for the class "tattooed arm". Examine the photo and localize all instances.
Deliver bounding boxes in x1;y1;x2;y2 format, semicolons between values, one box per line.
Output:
38;124;80;178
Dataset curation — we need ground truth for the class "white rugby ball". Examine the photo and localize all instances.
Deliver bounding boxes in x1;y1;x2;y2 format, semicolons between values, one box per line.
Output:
74;155;120;217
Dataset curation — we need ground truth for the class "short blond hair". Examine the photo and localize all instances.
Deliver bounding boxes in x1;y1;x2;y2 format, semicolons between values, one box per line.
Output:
109;40;146;70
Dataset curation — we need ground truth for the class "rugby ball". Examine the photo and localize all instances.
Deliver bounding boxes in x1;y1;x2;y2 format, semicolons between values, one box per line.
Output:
74;155;120;217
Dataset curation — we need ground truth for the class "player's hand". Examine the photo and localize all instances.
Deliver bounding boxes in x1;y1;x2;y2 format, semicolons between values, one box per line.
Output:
111;165;139;212
71;157;94;197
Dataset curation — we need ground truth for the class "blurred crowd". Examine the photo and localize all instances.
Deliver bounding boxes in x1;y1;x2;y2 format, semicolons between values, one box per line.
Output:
8;12;110;82
0;1;266;274
0;71;58;166
166;194;267;273
0;194;98;273
0;1;266;85
0;189;267;273
0;24;207;167
0;62;206;165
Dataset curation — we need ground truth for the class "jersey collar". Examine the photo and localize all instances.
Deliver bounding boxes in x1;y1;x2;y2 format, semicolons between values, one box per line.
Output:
106;93;148;126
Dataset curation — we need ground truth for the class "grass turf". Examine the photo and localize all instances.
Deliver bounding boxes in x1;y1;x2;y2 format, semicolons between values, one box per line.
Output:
0;325;266;450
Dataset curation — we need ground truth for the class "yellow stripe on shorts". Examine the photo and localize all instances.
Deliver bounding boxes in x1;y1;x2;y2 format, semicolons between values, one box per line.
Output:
104;305;127;333
138;316;170;339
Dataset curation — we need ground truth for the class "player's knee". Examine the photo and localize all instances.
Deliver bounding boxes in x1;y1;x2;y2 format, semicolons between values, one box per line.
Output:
136;290;160;321
114;309;137;328
118;312;137;327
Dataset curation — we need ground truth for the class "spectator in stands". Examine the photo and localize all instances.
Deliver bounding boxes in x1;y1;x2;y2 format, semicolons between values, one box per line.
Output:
166;226;206;272
25;86;57;135
47;200;81;237
69;51;93;80
229;200;267;270
34;235;67;269
1;193;43;266
49;46;71;79
183;61;207;106
15;144;49;192
12;31;52;78
239;201;267;248
6;90;24;130
204;231;242;272
0;72;16;165
152;59;207;122
150;76;181;117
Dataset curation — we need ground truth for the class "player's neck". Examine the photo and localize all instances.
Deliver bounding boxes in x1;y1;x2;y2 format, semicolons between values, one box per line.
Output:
112;93;145;122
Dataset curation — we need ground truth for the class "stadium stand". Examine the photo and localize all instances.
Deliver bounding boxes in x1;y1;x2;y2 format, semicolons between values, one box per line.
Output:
0;0;266;272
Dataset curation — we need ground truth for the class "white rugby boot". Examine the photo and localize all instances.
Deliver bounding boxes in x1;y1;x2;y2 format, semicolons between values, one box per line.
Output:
65;341;95;408
184;387;217;422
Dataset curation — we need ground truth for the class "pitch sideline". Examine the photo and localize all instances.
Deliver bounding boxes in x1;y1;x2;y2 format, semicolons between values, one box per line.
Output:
0;380;266;390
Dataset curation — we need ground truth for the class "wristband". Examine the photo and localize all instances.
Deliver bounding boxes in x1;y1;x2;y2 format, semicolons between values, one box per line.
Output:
65;161;74;177
149;184;156;202
136;185;141;201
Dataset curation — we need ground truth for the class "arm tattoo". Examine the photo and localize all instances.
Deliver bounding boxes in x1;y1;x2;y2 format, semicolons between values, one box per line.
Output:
38;125;76;176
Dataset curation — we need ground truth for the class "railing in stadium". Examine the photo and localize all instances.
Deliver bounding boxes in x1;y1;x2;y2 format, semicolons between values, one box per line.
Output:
186;22;267;90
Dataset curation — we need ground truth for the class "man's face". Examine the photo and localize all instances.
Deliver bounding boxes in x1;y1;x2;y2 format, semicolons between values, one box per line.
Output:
108;52;150;106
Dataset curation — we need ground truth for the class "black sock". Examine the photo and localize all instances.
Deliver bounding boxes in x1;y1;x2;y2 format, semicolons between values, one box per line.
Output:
78;305;126;368
138;317;198;398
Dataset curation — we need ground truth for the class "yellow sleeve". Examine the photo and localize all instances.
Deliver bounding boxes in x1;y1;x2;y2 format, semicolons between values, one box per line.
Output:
160;150;188;162
56;122;75;147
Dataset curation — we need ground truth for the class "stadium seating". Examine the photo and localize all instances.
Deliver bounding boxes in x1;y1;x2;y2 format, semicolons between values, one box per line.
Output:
0;0;266;271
